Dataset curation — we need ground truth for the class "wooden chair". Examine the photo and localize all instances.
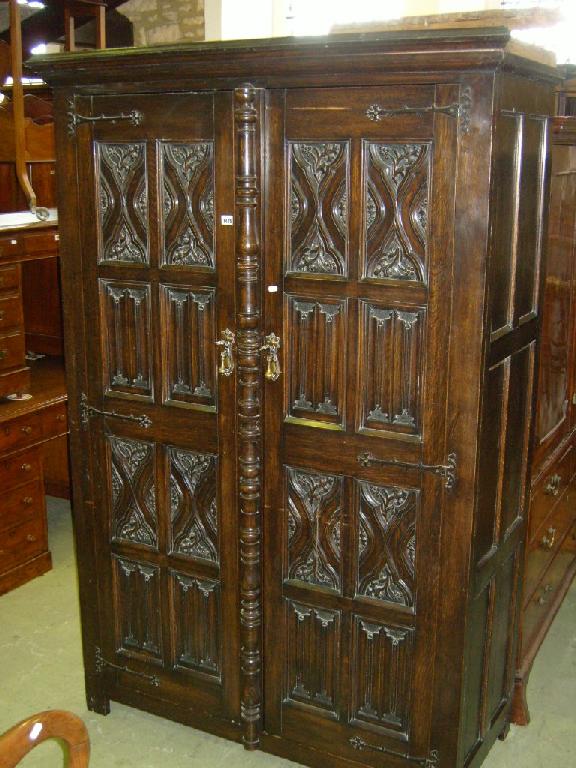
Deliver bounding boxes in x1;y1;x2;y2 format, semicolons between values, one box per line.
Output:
64;1;107;51
0;710;90;768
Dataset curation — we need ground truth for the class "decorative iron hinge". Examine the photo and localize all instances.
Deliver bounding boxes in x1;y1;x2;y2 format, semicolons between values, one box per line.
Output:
366;85;473;134
67;99;143;136
95;647;160;687
79;393;152;429
357;451;457;490
350;737;439;767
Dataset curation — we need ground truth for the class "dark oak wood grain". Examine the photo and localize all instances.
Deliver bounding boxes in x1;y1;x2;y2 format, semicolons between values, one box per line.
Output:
32;28;558;768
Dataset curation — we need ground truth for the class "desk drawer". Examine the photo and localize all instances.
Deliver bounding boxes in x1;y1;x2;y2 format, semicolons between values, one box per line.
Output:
0;480;44;533
0;411;42;453
0;237;23;261
0;264;20;293
0;447;41;490
41;402;68;439
22;230;59;257
0;333;25;372
529;445;573;541
0;295;23;332
0;516;46;573
524;488;575;606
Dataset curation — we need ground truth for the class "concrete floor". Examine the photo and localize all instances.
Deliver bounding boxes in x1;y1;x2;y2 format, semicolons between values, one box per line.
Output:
0;497;574;768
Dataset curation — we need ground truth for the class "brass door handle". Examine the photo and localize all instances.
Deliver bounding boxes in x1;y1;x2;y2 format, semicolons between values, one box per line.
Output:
215;329;235;377
544;474;561;496
260;332;281;381
541;526;557;550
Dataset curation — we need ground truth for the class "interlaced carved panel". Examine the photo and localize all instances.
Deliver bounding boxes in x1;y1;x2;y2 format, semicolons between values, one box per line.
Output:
288;141;349;276
287;295;346;426
160;142;215;268
353;616;415;734
101;279;153;398
169;447;218;563
357;480;417;608
359;302;425;436
109;436;157;548
97;142;149;264
113;555;162;659
170;571;221;677
287;601;340;713
286;466;343;591
363;142;430;282
161;286;216;409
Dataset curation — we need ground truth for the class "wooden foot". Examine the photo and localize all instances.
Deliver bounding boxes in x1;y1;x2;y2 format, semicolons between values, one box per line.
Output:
498;720;511;741
510;675;530;726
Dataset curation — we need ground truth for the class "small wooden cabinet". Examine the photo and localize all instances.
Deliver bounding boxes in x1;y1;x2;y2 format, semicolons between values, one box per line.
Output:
34;28;556;768
0;358;68;594
512;116;576;725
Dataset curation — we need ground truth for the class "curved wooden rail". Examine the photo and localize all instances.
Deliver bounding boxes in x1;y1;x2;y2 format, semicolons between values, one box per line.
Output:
0;710;90;768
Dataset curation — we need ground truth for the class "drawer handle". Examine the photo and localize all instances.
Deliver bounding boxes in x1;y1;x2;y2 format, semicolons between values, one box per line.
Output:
21;463;32;472
20;425;33;434
56;414;66;422
544;474;562;496
26;534;37;543
0;349;7;360
537;584;554;606
22;497;33;505
541;527;557;550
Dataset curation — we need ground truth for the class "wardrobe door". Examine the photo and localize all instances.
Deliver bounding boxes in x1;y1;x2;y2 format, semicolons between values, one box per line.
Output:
262;86;459;763
74;92;240;725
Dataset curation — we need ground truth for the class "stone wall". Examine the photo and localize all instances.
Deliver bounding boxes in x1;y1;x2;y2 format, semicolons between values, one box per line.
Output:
120;0;205;46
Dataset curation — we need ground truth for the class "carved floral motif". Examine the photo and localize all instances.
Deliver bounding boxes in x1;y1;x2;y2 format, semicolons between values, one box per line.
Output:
364;142;429;282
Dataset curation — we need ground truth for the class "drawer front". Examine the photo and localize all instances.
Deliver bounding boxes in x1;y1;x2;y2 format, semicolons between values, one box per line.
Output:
41;402;68;439
524;490;575;605
0;479;44;533
0;447;41;490
0;237;23;261
0;516;46;573
0;295;23;332
522;545;576;647
0;412;42;453
529;444;573;541
0;333;25;372
22;230;59;257
0;264;20;293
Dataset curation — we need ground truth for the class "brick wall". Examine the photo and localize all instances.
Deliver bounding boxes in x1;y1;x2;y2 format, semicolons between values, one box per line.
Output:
120;0;205;46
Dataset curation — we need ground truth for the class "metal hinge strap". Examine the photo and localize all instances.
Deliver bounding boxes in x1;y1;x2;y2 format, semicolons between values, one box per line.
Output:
350;737;439;767
357;451;457;490
67;100;143;136
79;393;152;429
95;647;159;687
366;85;473;134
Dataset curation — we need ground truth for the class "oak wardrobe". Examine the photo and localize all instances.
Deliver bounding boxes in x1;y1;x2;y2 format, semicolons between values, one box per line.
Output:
33;28;556;768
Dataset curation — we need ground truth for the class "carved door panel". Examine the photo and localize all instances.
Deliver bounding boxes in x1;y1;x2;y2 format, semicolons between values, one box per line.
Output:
75;92;240;722
262;86;459;763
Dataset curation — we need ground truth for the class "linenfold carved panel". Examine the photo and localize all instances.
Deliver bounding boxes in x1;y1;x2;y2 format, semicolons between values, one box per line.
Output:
160;142;215;268
169;447;218;563
113;555;162;659
100;279;153;399
286;466;342;591
287;601;340;713
170;571;221;677
363;142;429;282
109;436;157;549
288;141;349;276
357;480;417;608
353;616;414;734
287;295;346;426
359;302;425;436
161;286;216;409
97;142;149;264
